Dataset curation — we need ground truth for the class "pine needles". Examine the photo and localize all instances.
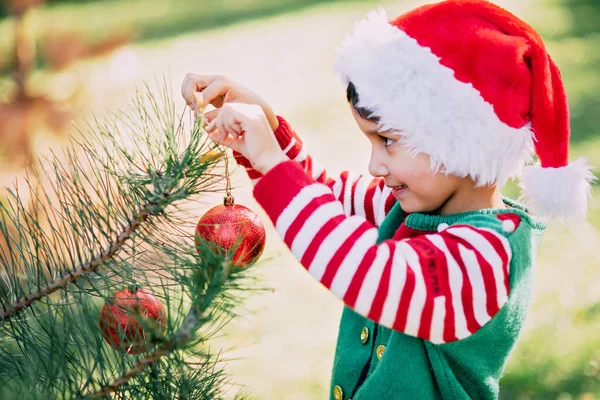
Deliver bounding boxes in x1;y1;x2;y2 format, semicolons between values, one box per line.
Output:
0;80;256;399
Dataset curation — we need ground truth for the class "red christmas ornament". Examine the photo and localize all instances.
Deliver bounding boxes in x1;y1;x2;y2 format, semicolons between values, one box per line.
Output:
195;195;266;268
99;287;167;354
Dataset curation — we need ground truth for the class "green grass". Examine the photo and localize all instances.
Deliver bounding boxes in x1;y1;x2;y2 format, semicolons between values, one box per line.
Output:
0;0;348;76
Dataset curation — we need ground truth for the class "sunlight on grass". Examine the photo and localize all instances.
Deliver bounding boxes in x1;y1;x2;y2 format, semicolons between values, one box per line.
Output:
0;0;349;74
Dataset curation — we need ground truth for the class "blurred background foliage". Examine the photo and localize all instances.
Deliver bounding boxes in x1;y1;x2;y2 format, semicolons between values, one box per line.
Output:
0;0;599;399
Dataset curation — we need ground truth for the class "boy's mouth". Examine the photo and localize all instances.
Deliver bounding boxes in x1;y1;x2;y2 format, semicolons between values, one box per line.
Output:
389;184;408;197
388;184;407;190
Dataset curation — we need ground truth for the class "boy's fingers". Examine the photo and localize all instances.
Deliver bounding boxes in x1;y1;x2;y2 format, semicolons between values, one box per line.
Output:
217;120;230;140
207;128;240;151
207;129;221;145
233;122;243;137
206;118;217;133
201;79;229;108
222;110;241;136
181;75;201;106
181;73;220;106
208;128;226;146
224;121;242;138
203;109;220;125
226;137;242;153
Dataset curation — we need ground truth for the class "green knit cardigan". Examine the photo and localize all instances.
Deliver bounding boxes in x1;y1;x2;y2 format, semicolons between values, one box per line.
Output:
329;199;546;400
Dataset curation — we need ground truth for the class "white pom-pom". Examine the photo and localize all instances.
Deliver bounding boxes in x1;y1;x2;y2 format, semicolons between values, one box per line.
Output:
501;220;516;233
519;158;595;222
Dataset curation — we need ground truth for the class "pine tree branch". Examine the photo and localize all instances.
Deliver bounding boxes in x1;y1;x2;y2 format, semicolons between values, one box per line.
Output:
0;84;216;322
0;202;155;322
83;264;220;399
85;344;172;399
0;81;253;398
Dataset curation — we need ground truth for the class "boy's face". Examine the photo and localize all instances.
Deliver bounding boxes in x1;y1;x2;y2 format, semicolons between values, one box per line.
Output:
351;107;464;214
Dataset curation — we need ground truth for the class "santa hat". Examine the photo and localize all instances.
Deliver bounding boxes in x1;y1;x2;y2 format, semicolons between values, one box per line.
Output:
334;0;594;221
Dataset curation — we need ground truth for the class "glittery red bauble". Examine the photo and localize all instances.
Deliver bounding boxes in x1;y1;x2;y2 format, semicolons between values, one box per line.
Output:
195;200;266;268
99;288;167;354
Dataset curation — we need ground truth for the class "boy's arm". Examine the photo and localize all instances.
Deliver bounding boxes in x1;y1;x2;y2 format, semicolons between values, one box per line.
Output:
254;161;514;344
234;116;397;227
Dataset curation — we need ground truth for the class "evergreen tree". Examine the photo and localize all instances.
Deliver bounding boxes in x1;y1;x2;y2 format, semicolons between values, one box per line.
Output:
0;83;262;399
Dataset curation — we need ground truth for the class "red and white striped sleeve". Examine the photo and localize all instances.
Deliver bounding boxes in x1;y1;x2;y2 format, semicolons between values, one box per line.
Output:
233;116;396;226
254;161;513;343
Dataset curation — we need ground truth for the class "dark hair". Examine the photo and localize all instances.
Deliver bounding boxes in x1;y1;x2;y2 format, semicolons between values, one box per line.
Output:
346;81;380;123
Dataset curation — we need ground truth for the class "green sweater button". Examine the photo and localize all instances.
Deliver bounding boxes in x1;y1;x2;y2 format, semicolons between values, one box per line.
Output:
376;345;386;360
360;327;369;344
333;384;343;400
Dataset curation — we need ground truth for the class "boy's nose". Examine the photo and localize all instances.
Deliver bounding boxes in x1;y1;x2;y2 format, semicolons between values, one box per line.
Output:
368;156;389;178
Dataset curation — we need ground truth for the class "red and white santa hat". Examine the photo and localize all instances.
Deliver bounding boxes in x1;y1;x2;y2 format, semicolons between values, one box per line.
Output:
334;0;594;221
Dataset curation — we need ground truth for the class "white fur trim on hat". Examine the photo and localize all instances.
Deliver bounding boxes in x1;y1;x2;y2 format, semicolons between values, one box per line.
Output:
334;8;534;186
519;158;595;221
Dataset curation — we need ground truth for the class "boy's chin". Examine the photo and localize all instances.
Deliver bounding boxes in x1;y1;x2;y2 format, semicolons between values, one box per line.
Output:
398;201;421;214
399;199;439;215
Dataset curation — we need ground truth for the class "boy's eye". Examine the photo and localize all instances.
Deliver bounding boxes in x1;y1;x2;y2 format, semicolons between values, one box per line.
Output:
384;137;398;146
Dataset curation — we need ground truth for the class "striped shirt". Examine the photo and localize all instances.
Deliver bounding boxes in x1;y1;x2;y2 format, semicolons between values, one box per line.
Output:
234;117;513;343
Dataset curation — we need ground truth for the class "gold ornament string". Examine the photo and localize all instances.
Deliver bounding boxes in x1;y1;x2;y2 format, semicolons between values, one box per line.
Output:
223;149;233;204
194;91;234;206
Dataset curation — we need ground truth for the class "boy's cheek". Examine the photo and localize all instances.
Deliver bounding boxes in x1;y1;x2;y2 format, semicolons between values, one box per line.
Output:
402;181;453;213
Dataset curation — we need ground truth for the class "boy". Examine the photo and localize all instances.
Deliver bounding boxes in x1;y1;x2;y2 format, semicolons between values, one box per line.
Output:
181;1;593;398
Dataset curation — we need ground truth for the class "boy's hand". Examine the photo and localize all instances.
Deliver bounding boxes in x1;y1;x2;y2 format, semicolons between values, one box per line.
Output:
205;103;287;174
181;73;279;132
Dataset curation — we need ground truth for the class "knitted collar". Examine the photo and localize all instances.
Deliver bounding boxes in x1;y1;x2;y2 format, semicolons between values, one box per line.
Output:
403;197;548;232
